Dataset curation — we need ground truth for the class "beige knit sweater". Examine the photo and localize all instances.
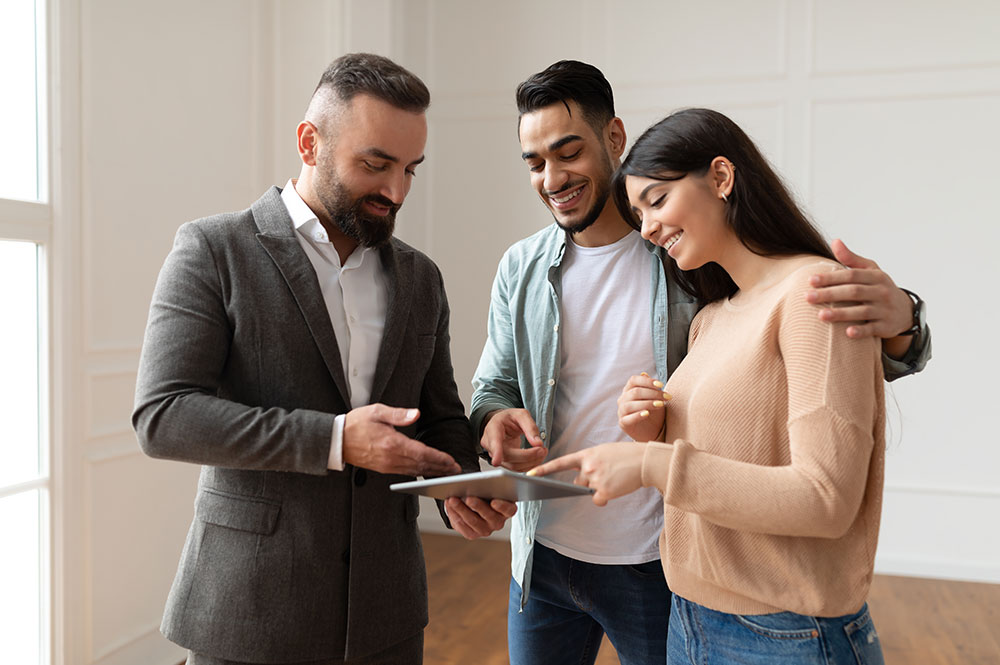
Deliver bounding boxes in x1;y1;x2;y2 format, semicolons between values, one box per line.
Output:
641;259;885;617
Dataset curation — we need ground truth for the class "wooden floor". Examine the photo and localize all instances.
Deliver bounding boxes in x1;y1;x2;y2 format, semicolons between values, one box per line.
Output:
423;533;1000;665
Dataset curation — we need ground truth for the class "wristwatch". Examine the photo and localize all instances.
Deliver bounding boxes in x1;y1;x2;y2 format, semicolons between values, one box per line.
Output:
898;288;925;336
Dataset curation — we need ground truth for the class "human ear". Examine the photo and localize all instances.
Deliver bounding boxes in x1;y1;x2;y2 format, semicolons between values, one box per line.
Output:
710;156;735;200
297;121;320;166
606;117;627;159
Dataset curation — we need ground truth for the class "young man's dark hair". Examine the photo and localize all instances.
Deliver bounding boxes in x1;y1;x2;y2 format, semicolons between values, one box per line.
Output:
515;59;615;136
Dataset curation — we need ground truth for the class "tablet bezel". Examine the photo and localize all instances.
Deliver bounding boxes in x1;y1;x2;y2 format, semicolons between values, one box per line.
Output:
389;468;594;502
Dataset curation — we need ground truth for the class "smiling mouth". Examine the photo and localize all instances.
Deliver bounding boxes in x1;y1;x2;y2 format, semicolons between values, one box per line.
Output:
549;184;585;207
662;231;683;250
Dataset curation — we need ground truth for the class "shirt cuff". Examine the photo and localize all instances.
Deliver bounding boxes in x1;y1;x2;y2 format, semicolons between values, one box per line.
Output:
640;441;674;489
328;414;346;471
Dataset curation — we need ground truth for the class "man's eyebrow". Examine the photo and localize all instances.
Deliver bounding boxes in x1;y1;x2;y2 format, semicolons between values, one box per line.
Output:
521;134;584;160
363;148;424;167
363;148;399;163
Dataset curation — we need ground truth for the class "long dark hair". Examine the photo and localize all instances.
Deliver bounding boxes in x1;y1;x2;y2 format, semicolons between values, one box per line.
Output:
613;108;833;303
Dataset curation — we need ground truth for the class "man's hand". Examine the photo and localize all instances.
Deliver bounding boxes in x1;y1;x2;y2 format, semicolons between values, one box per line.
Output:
807;239;915;357
528;442;646;507
480;408;546;472
343;404;461;476
444;496;517;540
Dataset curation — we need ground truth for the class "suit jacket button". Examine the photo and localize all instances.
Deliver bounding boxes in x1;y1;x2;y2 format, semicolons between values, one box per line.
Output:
354;469;367;486
342;547;350;564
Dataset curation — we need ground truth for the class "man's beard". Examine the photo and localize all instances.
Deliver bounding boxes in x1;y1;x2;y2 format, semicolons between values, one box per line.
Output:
316;172;399;248
551;179;609;236
549;150;614;236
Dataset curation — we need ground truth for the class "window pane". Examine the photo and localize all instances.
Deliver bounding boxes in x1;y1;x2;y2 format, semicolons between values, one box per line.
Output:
0;490;43;665
0;241;40;486
0;0;41;201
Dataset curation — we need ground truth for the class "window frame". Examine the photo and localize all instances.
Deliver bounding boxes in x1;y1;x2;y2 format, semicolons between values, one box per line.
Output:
0;1;53;664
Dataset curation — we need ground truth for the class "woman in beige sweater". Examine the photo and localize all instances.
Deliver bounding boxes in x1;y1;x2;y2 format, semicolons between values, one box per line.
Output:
530;108;886;665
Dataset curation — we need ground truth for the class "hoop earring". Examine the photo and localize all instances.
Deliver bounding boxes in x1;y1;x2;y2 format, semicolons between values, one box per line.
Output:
721;192;728;203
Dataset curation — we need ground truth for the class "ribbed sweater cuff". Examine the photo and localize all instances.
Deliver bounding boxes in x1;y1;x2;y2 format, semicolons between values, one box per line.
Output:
641;441;674;489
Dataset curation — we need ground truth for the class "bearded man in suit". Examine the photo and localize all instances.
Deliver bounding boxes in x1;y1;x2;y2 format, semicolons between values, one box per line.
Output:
133;52;515;665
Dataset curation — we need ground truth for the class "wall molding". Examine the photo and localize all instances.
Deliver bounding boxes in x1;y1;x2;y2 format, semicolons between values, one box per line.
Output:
91;621;159;663
83;442;142;466
885;483;1000;499
84;368;137;440
875;552;1000;585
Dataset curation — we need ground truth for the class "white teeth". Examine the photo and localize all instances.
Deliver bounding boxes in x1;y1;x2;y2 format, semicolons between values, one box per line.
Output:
552;187;583;204
663;231;683;250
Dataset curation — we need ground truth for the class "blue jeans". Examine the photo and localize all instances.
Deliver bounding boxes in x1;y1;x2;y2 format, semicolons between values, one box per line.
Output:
667;594;884;665
508;543;671;665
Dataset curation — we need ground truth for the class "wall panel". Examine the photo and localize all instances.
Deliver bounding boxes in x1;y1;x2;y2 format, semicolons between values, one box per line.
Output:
812;0;1000;74
428;0;591;98
81;0;260;353
84;447;197;663
602;0;788;87
812;93;1000;494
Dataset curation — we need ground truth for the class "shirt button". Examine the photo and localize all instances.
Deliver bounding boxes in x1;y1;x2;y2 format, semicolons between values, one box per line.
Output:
525;537;531;544
539;431;547;441
553;324;559;332
352;368;358;377
547;379;555;386
349;315;356;323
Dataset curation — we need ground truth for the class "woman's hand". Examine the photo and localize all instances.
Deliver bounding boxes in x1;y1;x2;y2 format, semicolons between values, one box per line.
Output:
528;442;646;506
617;372;670;442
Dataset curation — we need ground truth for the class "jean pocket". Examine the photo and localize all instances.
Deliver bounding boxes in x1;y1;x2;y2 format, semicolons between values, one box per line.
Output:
844;605;884;664
625;560;663;579
736;611;821;640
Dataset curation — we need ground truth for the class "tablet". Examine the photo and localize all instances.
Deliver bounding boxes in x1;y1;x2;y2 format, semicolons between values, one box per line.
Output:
389;468;594;502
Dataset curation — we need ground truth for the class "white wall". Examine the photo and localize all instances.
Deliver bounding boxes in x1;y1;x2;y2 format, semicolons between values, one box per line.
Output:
53;1;999;664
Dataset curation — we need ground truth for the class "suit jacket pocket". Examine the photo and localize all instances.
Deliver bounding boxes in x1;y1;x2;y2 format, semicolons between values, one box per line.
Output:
196;488;281;535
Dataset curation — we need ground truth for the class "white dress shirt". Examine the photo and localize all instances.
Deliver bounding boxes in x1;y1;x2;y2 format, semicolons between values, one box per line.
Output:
280;179;388;470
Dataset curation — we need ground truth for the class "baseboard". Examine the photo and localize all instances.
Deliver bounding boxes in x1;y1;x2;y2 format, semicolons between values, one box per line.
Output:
875;552;1000;584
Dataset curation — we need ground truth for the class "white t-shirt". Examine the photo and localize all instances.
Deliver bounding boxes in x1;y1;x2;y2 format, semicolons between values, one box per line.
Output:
534;231;664;564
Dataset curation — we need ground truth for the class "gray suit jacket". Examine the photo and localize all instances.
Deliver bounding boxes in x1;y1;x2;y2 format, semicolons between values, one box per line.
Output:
133;187;478;662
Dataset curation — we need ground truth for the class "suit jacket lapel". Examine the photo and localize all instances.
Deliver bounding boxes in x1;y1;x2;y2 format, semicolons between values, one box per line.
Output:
251;187;351;407
369;242;413;404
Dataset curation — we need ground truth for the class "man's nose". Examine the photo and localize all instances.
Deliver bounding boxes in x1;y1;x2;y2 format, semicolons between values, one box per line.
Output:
542;163;569;195
379;170;409;206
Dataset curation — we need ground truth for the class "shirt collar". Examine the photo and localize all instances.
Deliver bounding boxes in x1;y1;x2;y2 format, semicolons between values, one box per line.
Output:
281;179;320;232
281;179;376;269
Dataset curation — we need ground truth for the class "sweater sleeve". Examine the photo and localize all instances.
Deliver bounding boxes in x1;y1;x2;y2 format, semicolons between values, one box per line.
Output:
647;266;882;538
